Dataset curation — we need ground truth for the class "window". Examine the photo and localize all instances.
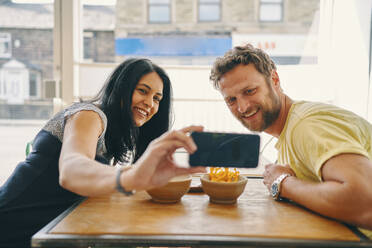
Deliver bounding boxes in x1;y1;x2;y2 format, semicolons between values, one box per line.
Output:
0;33;11;58
83;32;94;61
0;1;55;122
148;0;170;23
198;0;220;22
0;73;4;97
81;1;115;63
259;0;283;22
29;72;37;97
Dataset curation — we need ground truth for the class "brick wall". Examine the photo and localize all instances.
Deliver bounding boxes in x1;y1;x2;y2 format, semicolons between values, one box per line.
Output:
115;0;318;35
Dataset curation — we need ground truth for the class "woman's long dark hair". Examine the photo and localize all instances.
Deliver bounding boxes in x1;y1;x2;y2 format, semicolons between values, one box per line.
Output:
88;58;173;164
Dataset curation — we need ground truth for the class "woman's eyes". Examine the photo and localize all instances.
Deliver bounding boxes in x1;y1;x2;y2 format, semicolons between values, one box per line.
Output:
137;88;147;94
137;88;162;103
153;96;161;102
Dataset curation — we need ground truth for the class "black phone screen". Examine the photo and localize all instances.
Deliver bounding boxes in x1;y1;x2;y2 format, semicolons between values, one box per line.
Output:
189;132;260;168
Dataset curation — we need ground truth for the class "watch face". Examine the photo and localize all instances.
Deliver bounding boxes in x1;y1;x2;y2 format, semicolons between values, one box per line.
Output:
271;183;279;198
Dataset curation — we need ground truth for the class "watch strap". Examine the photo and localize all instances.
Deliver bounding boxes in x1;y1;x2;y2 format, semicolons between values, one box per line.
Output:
116;166;135;196
272;173;291;201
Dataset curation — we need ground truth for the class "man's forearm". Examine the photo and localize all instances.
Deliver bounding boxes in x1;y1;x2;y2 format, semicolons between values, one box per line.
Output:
280;176;372;229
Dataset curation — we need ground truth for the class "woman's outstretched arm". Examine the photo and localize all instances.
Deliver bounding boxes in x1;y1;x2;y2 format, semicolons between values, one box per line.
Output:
59;110;205;196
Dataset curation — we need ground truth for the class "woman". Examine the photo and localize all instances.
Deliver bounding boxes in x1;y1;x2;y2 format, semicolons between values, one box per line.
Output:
0;58;205;248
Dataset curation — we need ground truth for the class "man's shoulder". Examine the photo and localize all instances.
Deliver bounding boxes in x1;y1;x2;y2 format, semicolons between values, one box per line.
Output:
288;100;371;137
291;101;336;116
289;101;360;123
286;101;343;136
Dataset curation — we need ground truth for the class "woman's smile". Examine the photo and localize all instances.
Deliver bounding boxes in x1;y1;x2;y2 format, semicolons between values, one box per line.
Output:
133;107;149;118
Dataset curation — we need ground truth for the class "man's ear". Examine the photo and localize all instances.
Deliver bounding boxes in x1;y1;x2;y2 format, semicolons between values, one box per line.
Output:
271;70;280;85
271;70;281;89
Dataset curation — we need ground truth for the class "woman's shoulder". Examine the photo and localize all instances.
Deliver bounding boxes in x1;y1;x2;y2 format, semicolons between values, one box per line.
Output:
65;102;108;131
67;101;102;113
65;102;103;115
42;102;108;142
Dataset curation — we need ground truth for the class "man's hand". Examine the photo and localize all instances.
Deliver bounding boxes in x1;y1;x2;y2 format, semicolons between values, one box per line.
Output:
262;154;372;230
263;163;296;191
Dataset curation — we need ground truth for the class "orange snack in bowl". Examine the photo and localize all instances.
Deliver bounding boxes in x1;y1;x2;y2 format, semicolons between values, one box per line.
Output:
208;167;240;182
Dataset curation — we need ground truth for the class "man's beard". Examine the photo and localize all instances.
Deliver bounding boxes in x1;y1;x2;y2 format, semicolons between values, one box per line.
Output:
239;91;281;132
260;103;281;131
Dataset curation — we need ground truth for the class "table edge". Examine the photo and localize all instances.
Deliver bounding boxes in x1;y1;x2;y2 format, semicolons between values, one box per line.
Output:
32;233;372;248
31;180;371;248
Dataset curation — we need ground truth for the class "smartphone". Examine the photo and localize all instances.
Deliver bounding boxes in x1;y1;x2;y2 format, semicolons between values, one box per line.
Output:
189;131;261;168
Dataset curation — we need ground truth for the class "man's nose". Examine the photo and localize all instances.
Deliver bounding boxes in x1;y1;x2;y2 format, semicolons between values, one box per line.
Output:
237;98;250;113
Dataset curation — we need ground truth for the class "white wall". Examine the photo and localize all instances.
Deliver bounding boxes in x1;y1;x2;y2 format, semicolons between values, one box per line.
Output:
78;62;114;97
318;0;372;119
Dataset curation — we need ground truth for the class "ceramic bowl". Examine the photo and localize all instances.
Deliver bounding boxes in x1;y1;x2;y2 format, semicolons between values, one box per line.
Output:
200;174;248;204
146;174;192;203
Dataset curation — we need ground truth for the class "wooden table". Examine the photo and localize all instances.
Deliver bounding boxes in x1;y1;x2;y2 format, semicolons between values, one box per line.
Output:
32;177;372;248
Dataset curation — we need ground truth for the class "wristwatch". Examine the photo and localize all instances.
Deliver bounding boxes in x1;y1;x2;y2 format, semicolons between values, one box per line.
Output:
270;174;291;201
116;166;135;196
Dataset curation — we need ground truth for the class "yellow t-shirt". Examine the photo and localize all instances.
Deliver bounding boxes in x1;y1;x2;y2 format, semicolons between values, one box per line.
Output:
275;101;372;238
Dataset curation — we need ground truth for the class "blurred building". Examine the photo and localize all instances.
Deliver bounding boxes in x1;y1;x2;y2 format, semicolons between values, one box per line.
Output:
0;0;319;119
0;0;115;118
115;0;319;65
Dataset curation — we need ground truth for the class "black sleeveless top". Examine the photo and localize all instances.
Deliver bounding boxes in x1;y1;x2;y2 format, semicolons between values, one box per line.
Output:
0;103;111;248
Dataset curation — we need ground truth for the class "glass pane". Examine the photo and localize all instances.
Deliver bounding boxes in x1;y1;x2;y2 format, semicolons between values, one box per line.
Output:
199;0;220;3
0;0;55;186
83;35;93;60
261;0;282;3
149;6;170;23
0;1;54;114
29;73;37;97
0;33;11;58
4;1;371;192
11;0;53;3
82;3;116;62
112;0;322;168
149;0;169;4
82;0;116;5
199;5;220;21
260;4;282;21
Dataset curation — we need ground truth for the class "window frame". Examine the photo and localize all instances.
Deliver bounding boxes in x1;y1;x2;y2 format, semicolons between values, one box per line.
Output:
0;33;12;58
148;0;171;24
198;0;221;23
259;0;284;23
29;71;39;98
83;31;94;62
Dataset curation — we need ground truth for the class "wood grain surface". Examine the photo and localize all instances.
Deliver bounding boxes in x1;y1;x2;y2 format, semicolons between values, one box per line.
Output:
50;178;359;241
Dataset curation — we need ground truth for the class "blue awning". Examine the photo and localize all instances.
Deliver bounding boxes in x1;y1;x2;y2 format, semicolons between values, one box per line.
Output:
115;37;232;56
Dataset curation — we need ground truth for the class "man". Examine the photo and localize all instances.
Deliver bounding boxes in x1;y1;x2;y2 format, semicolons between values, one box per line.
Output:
210;44;372;237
